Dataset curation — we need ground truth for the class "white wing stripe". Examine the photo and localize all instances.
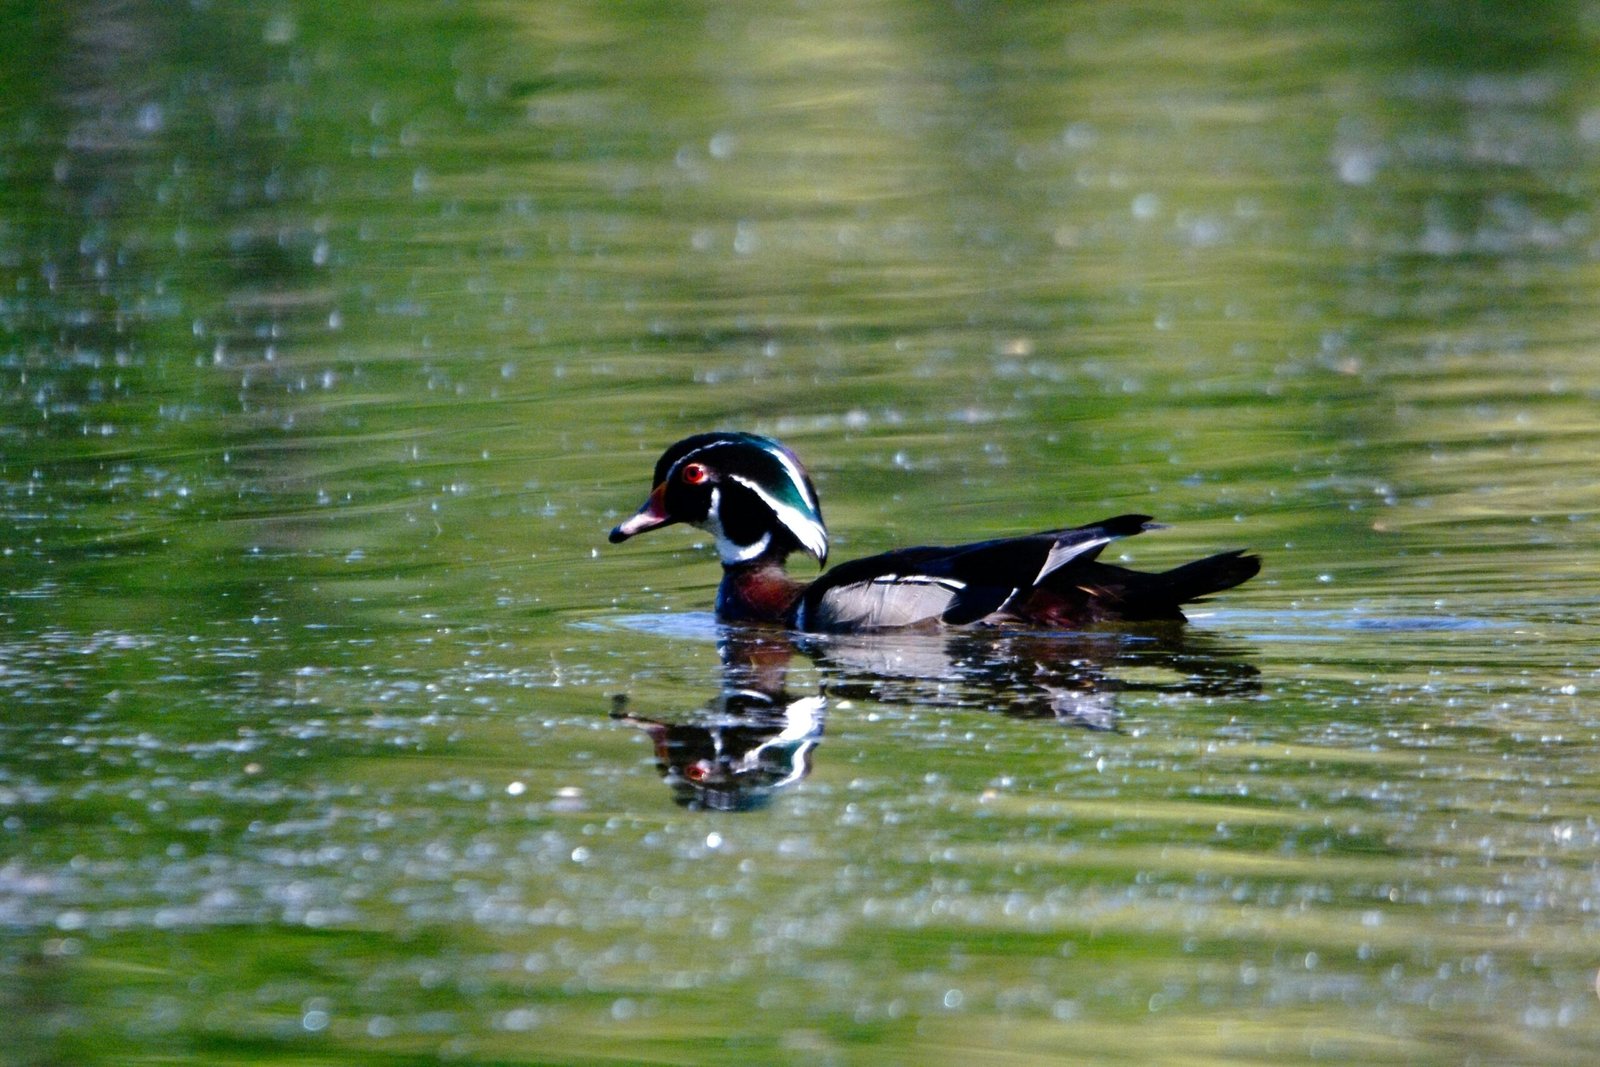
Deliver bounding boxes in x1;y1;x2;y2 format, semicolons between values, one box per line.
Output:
869;574;966;591
1035;535;1111;584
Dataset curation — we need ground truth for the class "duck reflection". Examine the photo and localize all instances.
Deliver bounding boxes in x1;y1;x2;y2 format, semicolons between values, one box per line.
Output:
613;625;1258;810
808;625;1260;731
611;631;825;812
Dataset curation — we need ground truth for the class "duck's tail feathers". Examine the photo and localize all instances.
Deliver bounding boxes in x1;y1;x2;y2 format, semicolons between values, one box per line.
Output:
1158;550;1261;604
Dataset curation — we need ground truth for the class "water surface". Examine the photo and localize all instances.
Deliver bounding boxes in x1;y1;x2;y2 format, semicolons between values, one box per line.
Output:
4;2;1600;1064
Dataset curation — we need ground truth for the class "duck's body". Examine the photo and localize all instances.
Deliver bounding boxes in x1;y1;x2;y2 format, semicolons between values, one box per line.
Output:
609;432;1258;632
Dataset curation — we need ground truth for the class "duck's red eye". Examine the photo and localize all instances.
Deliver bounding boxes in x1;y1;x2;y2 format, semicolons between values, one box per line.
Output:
681;462;709;485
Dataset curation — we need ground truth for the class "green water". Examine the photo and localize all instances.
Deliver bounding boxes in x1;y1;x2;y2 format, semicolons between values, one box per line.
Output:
5;1;1600;1063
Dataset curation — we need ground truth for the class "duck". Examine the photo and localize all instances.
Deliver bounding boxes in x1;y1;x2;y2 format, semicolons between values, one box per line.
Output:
608;431;1259;632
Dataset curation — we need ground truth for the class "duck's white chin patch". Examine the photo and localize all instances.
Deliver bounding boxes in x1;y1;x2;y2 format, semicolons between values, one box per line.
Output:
701;488;772;563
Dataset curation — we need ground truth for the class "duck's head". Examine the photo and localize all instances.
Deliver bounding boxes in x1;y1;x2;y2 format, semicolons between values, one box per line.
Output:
609;432;828;566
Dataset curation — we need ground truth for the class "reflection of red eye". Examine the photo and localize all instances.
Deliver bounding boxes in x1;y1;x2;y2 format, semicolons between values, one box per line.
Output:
681;463;709;485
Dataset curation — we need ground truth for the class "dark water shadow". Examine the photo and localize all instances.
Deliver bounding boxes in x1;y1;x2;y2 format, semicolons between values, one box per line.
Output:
612;623;1260;811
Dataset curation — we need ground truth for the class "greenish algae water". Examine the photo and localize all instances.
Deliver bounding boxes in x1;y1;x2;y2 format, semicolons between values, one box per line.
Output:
4;1;1600;1064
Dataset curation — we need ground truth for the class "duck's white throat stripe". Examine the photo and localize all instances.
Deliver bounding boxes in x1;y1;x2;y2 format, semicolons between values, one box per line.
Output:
703;487;772;564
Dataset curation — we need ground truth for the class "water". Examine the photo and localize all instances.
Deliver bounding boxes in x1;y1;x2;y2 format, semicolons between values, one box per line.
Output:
5;1;1600;1063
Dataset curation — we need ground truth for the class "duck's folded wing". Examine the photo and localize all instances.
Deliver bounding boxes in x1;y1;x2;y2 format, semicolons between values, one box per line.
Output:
795;516;1157;631
1030;514;1158;582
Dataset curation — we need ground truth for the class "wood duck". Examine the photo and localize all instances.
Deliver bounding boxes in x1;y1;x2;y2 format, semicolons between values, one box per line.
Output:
609;431;1259;632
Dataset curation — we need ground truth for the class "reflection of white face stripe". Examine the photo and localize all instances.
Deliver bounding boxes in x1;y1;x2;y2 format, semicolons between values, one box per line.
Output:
728;473;828;561
741;695;825;788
